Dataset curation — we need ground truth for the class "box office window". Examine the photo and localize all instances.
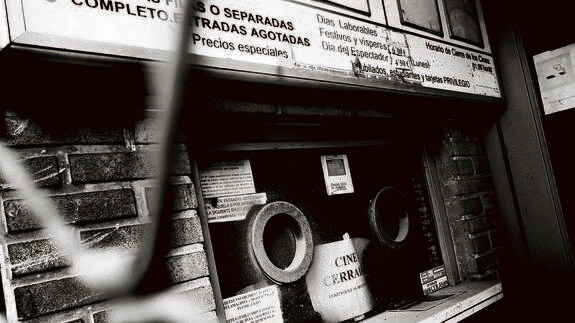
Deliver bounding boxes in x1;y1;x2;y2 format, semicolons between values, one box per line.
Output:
198;144;444;321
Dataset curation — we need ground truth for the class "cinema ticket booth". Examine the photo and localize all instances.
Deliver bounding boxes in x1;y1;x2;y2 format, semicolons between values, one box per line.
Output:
0;0;509;322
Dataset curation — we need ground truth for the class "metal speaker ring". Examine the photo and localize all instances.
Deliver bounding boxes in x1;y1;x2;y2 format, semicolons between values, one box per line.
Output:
247;201;314;284
367;187;412;250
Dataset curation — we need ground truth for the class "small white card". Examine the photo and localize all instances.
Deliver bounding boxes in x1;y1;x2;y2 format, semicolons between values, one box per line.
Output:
534;43;575;114
321;155;354;196
420;265;448;296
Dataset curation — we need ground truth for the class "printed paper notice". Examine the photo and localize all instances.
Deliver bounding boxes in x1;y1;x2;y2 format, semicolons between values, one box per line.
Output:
321;155;354;196
199;160;256;199
223;285;283;323
305;234;373;322
534;43;575;114
420;265;448;296
206;193;267;223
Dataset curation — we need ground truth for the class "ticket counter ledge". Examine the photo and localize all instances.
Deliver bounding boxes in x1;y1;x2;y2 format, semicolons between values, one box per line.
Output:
363;281;503;322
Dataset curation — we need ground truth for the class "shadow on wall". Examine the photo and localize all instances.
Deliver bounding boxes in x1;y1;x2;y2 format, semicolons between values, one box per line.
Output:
0;49;148;136
0;47;214;322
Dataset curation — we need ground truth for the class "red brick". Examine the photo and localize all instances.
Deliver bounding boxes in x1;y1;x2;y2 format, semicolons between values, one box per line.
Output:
440;159;474;178
80;224;145;253
145;184;197;213
449;221;475;280
14;277;104;319
454;159;474;175
474;252;498;274
8;239;71;277
469;232;492;254
0;156;60;189
449;142;482;156
444;127;466;140
454;252;475;281
81;218;204;252
463;216;491;233
442;177;493;196
445;197;483;219
69;151;190;183
441;125;500;281
166;251;209;284
4;189;137;232
171;217;204;247
450;221;470;251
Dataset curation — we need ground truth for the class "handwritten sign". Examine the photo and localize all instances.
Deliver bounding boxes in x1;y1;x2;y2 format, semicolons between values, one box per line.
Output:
13;0;499;97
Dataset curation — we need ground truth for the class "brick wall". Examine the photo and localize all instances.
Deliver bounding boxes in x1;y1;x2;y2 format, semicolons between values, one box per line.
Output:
0;111;216;322
438;121;501;282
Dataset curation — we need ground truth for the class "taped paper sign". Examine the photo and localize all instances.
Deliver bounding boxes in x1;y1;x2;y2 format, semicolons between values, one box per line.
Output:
199;159;256;199
223;285;283;323
321;155;354;196
305;234;373;322
420;265;448;296
206;193;267;223
534;43;575;114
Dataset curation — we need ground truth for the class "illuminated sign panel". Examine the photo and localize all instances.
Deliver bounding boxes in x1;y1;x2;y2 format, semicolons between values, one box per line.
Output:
6;0;500;98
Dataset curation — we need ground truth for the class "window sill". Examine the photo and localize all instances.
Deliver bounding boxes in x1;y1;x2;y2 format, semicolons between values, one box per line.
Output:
363;280;503;322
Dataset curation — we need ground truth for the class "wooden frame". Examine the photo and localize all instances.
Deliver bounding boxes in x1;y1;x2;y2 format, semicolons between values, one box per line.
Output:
190;161;226;321
422;146;460;285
